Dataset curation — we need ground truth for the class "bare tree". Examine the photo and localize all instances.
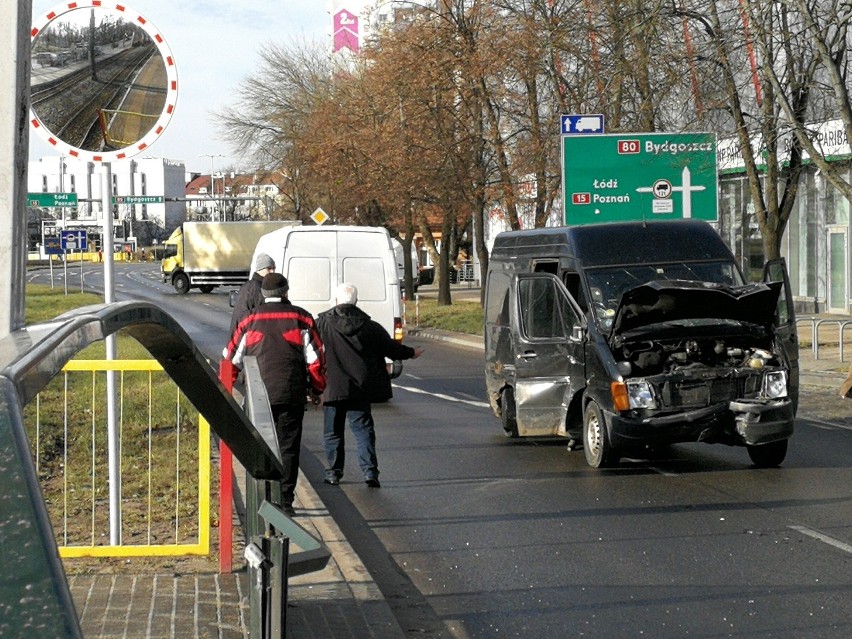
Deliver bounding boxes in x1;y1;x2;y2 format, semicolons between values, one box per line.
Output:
214;39;336;221
756;0;852;206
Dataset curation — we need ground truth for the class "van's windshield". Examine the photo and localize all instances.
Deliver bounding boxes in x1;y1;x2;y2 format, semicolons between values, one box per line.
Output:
585;261;744;327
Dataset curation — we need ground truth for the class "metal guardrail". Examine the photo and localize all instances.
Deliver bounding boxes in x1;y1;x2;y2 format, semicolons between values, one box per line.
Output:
0;301;286;637
0;302;334;638
240;356;331;639
796;316;852;362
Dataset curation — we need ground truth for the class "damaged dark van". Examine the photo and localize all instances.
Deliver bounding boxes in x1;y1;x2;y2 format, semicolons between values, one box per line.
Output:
484;219;798;468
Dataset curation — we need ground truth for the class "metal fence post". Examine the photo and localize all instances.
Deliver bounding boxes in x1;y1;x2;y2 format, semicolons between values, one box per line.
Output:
246;533;289;639
267;534;289;638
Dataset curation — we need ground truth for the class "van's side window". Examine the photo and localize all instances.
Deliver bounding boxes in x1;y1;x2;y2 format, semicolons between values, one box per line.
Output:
519;278;577;339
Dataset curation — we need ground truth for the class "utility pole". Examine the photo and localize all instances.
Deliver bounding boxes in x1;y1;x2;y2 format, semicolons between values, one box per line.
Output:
0;0;31;337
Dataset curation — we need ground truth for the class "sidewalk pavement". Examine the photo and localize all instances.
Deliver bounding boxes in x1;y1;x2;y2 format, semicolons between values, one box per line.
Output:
65;321;850;638
67;459;408;639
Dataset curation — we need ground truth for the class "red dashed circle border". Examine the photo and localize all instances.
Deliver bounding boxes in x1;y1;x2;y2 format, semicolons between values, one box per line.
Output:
30;1;179;163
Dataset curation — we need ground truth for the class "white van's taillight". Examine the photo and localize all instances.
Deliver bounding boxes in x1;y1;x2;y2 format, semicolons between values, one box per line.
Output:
394;317;404;341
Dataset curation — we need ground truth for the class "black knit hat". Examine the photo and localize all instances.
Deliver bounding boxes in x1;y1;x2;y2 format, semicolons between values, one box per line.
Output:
261;273;289;298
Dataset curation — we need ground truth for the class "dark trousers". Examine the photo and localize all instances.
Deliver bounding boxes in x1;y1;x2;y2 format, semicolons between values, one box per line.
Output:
323;399;378;481
271;404;304;506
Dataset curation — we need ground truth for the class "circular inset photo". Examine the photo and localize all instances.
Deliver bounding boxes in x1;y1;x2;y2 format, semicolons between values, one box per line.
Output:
30;2;178;163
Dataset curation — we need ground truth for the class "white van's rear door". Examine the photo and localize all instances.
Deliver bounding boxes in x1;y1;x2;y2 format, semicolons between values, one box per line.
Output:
283;230;336;320
282;228;401;339
339;234;398;337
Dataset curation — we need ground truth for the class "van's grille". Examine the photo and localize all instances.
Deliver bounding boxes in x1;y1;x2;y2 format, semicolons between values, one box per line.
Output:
663;379;734;407
659;371;762;408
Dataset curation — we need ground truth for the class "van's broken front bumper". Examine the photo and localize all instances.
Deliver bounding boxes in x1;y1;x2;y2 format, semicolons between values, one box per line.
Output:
606;397;794;449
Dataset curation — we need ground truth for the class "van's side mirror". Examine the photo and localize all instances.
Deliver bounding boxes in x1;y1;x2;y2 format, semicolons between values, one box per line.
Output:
229;290;238;308
569;325;584;343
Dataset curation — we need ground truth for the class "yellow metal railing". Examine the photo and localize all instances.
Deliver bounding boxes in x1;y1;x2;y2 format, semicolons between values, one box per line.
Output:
27;360;211;558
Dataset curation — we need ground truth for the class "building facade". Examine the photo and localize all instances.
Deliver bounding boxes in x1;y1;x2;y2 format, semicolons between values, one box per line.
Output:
28;156;187;253
718;118;852;314
719;164;851;315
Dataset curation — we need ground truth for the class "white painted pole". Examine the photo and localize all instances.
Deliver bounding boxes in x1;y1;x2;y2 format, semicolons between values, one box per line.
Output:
101;163;121;545
0;0;31;337
682;167;693;219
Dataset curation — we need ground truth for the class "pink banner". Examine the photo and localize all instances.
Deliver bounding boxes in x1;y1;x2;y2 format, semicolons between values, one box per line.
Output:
333;9;359;53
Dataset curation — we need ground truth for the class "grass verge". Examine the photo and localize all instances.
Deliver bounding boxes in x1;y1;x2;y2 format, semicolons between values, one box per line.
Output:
24;284;216;575
406;296;483;335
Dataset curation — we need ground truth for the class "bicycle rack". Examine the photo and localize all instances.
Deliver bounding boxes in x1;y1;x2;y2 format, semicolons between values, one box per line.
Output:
796;316;852;362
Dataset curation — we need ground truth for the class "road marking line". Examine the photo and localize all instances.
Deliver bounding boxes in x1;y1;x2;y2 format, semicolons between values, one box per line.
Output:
392;383;490;408
648;466;679;476
621;459;679;476
789;525;852;554
800;417;852;431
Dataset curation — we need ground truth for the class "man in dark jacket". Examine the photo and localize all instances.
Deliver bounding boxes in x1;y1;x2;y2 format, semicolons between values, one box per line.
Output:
317;282;423;488
228;252;275;337
224;272;326;515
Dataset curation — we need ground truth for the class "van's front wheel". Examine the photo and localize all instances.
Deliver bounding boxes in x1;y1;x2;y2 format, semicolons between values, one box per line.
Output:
500;388;518;438
747;439;788;468
583;401;618;468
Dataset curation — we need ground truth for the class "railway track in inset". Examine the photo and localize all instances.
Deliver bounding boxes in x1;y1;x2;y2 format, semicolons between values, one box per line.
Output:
32;45;158;151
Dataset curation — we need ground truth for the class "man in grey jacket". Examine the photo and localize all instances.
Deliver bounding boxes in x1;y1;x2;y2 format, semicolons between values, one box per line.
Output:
317;283;423;487
228;252;275;337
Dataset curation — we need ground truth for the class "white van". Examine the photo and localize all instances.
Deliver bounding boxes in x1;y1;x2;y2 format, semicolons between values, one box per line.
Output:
391;237;420;292
251;225;403;343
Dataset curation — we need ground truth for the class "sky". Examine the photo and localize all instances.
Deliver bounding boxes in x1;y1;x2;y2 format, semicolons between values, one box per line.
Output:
29;0;331;174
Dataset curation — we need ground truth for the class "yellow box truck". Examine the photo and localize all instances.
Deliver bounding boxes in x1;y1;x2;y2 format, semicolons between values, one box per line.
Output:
161;220;298;294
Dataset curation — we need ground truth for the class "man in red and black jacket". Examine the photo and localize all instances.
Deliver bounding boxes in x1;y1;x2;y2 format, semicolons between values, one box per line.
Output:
224;272;326;516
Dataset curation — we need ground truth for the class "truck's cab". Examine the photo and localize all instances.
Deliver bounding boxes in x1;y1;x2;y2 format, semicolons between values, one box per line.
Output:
160;227;187;291
485;220;799;469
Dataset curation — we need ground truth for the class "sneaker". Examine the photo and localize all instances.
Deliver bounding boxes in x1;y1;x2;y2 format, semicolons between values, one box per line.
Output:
324;476;340;485
365;478;381;488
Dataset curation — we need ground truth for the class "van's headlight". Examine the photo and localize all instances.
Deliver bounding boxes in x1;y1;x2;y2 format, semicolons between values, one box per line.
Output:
626;380;658;409
762;370;788;399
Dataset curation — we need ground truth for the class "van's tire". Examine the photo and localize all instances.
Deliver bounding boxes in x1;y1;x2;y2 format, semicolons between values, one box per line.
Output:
199;285;215;293
747;439;788;468
583;401;618;468
173;273;190;295
500;387;518;438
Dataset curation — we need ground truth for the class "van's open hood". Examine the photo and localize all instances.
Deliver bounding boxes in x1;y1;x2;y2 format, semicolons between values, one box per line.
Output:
610;279;782;335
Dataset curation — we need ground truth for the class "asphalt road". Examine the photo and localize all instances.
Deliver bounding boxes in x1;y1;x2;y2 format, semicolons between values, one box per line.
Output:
31;262;852;638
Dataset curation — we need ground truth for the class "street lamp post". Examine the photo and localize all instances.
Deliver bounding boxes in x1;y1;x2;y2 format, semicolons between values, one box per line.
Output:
199;153;224;220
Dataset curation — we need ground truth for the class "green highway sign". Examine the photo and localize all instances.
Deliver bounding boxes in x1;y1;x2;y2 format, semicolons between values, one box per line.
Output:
28;192;78;207
112;195;164;204
561;132;718;225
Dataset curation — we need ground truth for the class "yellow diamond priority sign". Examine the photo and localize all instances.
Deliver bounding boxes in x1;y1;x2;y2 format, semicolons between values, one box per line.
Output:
310;208;329;225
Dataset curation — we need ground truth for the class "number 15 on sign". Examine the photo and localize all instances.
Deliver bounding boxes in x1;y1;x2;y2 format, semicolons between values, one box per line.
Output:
572;192;591;205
